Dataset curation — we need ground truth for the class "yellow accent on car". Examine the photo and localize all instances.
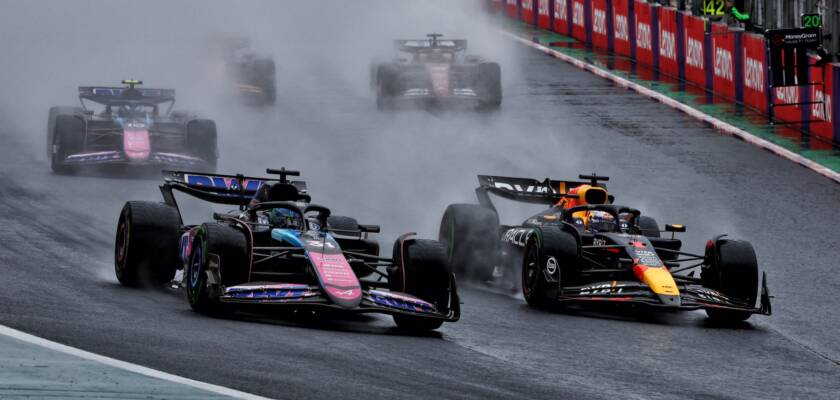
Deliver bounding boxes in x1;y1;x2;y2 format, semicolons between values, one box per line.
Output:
640;267;680;296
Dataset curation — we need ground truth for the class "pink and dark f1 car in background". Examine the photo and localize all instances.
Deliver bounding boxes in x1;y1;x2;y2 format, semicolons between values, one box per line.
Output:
115;168;459;331
47;80;218;174
371;33;502;110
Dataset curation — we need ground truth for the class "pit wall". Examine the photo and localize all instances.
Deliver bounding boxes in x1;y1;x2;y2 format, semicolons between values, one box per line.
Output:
494;0;840;145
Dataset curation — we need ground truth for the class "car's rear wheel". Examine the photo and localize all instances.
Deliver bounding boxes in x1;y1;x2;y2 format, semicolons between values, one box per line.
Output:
115;201;181;287
477;62;502;110
186;223;248;315
389;238;452;331
638;216;661;238
439;204;499;281
376;64;398;110
254;58;276;105
522;227;577;308
186;119;218;171
51;115;85;174
702;239;759;322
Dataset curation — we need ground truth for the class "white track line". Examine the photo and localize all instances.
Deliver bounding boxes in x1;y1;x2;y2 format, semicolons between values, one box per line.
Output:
501;30;840;184
0;324;274;400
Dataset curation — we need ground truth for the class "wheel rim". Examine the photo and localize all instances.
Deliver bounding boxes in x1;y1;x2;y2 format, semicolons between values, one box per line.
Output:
116;222;127;263
114;217;129;278
522;243;539;297
189;241;203;289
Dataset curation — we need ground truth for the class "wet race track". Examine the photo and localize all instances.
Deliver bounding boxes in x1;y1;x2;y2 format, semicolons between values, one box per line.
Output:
1;1;839;399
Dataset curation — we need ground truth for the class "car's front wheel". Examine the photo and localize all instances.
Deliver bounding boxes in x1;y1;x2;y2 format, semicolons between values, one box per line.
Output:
701;238;759;322
389;238;453;331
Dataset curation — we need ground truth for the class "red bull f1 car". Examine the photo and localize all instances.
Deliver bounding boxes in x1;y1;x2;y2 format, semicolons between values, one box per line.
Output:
47;80;217;174
371;33;502;110
439;174;771;322
115;168;459;331
215;36;276;106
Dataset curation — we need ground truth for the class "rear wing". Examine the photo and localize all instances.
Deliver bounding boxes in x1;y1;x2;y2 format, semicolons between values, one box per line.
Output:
394;39;467;53
475;174;608;210
78;86;176;105
160;170;307;209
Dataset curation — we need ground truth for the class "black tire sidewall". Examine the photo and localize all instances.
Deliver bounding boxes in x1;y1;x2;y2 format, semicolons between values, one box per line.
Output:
439;204;498;281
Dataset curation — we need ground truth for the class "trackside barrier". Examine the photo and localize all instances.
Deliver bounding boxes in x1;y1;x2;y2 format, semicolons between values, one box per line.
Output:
657;7;680;79
742;32;768;113
711;22;741;102
521;0;535;24
591;0;611;51
506;0;518;18
489;0;504;13
538;0;552;29
633;1;657;69
570;0;589;43
683;14;707;89
808;57;838;146
611;0;633;57
554;0;572;36
489;0;840;146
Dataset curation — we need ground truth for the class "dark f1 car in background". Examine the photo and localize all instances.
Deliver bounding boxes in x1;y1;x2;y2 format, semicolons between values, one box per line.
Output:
371;33;502;110
215;36;276;106
115;168;459;331
439;174;771;322
47;80;217;174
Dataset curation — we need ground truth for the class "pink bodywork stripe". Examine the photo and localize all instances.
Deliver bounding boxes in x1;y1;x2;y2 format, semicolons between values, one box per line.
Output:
123;129;150;160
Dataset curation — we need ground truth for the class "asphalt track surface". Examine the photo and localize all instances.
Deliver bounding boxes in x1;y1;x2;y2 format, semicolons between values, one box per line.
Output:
2;7;840;400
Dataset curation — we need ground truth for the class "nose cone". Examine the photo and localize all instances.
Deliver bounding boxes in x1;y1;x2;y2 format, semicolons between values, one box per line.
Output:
634;265;681;306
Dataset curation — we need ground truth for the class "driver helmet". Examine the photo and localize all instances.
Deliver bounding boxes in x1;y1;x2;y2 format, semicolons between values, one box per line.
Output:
587;211;616;233
269;208;303;230
121;103;145;117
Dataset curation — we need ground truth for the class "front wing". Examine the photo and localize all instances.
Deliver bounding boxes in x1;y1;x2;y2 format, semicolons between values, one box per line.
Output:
555;272;771;316
217;276;460;322
62;151;208;168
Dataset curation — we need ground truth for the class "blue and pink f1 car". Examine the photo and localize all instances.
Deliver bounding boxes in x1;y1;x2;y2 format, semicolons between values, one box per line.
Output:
47;80;217;174
114;168;459;331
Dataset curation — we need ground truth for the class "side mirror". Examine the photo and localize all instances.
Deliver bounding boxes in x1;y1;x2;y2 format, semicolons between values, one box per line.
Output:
665;224;686;233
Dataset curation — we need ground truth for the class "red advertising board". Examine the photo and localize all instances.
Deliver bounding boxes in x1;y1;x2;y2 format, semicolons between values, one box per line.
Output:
521;0;535;23
591;0;609;50
657;7;679;78
683;14;706;88
742;33;767;113
571;0;587;42
771;71;803;125
553;0;571;34
612;0;632;57
711;23;737;100
634;0;655;67
537;0;551;29
809;58;835;144
506;0;518;18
